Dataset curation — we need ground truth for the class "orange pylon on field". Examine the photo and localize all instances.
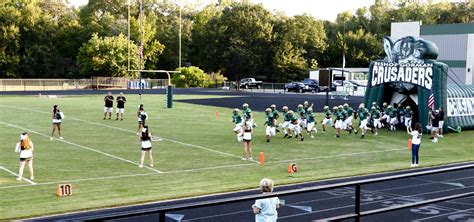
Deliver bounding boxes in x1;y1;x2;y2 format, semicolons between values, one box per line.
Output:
408;139;412;150
215;111;219;120
259;151;264;165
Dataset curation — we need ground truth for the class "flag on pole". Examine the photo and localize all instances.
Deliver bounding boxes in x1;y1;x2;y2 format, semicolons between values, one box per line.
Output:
342;54;346;69
428;89;435;110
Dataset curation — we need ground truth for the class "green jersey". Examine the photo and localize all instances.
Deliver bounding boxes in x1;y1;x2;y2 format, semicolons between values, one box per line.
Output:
371;110;380;119
283;111;290;121
265;113;275;126
243;108;252;120
297;108;306;118
289;115;298;124
389;108;397;118
337;110;346;120
405;110;413;118
272;110;279;120
358;108;369;120
307;112;315;123
344;107;354;116
324;110;332;119
232;113;242;124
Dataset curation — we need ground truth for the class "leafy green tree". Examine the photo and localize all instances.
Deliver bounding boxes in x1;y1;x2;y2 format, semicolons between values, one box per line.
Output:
77;33;139;77
173;66;212;87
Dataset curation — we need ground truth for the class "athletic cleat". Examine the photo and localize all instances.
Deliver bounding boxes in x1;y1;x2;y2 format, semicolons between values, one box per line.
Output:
50;137;53;141
283;134;288;138
276;129;280;133
360;135;365;139
116;118;119;120
295;134;298;138
349;130;352;134
121;119;123;121
371;129;374;134
16;177;21;181
138;164;144;168
336;134;340;138
59;137;64;140
241;157;247;161
311;135;314;139
266;139;270;142
287;136;292;139
150;164;154;167
30;177;34;180
103;118;106;120
438;135;443;138
300;137;304;141
248;157;253;161
375;132;378;136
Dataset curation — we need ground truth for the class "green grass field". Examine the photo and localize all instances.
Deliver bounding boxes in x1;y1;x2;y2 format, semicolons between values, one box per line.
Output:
0;94;473;219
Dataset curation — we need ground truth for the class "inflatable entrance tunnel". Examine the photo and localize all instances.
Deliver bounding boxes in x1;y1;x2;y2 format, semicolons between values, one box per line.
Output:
364;36;474;132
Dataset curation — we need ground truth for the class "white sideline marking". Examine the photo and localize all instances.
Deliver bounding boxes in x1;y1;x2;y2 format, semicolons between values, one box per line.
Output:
0;121;162;174
0;105;254;163
0;166;36;185
0;148;413;190
0;172;156;190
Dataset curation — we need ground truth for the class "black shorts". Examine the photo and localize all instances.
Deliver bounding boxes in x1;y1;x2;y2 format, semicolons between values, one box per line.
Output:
20;157;33;162
141;147;152;151
52;122;61;125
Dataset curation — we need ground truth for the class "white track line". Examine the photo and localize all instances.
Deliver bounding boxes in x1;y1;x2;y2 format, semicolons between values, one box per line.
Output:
413;207;474;222
0;121;162;174
0;105;255;162
0;166;36;185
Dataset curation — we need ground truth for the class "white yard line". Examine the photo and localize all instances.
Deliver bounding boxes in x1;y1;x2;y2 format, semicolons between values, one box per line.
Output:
0;105;254;162
0;121;162;174
413;207;474;222
0;166;36;185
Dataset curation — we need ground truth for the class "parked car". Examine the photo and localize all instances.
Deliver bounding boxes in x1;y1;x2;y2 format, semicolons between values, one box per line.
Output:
302;78;320;92
239;78;263;89
284;82;307;93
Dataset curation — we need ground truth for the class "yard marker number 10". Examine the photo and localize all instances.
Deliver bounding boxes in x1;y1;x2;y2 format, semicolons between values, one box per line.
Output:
56;184;72;197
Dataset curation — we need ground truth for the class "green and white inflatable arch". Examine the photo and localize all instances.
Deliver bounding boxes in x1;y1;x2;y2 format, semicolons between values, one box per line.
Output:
364;36;474;132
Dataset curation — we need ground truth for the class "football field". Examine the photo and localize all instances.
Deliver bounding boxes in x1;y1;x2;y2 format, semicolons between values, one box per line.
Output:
0;94;473;220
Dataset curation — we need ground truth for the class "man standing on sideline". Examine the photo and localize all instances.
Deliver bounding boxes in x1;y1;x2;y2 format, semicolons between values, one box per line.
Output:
116;92;127;121
104;91;114;120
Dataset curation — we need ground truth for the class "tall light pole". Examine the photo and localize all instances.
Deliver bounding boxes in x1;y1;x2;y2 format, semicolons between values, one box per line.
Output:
179;0;182;69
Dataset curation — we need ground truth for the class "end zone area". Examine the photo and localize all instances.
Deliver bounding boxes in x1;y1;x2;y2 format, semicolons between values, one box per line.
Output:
0;92;473;220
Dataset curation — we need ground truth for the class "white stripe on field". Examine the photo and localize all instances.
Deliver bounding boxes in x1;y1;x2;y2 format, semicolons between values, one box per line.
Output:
0;121;162;174
0;166;36;185
0;105;255;162
0;148;411;190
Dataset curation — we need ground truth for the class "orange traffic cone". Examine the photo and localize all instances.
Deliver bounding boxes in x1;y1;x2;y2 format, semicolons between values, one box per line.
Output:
408;139;412;150
215;111;219;120
259;151;264;165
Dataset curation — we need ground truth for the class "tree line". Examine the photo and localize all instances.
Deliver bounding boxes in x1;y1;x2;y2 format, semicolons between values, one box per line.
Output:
0;0;472;82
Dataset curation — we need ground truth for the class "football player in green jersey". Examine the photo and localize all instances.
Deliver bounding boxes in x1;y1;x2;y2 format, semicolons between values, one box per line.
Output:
357;103;370;139
296;104;307;130
404;106;414;129
387;105;398;131
281;106;291;138
343;103;357;134
264;108;276;142
381;102;389;127
288;110;304;141
232;108;243;141
370;106;381;136
335;105;346;138
242;103;254;127
321;105;333;132
306;108;317;138
270;104;280;133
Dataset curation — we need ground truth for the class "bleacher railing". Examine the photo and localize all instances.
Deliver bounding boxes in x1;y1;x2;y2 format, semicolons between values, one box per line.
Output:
66;163;474;222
